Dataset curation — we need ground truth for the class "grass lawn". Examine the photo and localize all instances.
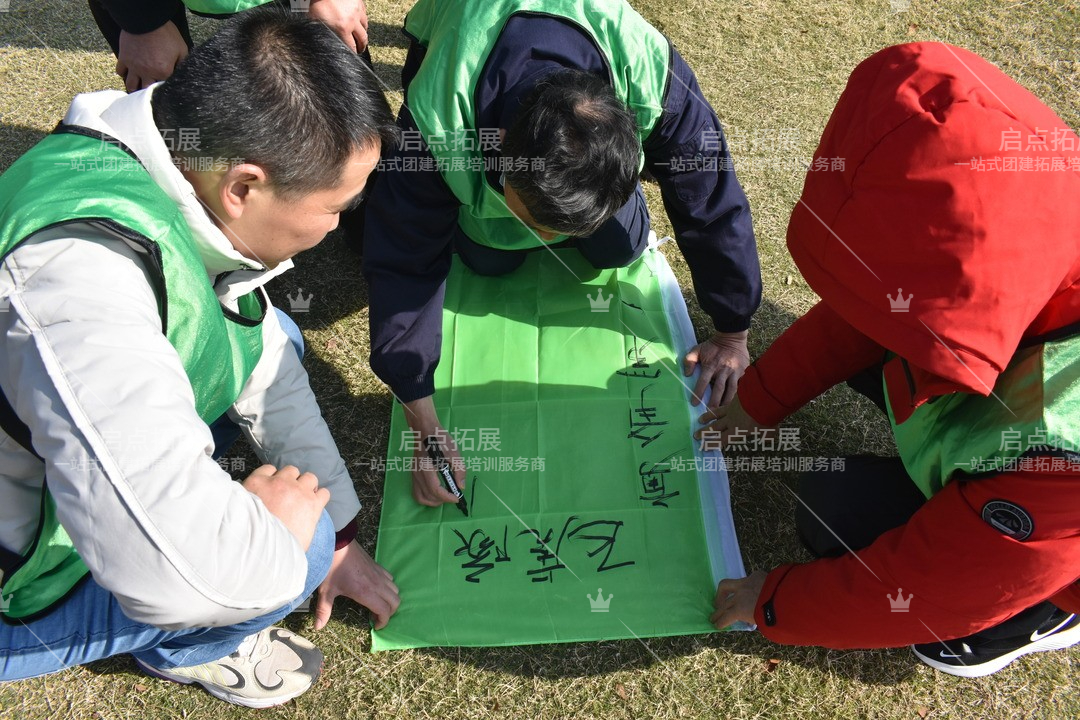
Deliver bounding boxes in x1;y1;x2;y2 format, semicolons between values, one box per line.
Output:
1;0;1078;718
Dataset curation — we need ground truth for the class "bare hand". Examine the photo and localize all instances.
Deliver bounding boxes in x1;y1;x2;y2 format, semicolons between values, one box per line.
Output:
710;570;768;630
308;0;369;52
116;23;189;93
314;540;400;630
242;464;329;551
683;330;750;408
694;394;767;447
403;396;467;507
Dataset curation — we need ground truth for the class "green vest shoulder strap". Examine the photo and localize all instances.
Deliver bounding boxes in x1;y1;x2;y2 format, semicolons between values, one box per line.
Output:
182;0;269;16
888;330;1080;497
404;0;671;251
0;126;265;620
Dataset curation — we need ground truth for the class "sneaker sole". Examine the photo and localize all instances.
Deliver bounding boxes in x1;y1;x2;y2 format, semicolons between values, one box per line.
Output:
911;620;1080;678
135;658;318;709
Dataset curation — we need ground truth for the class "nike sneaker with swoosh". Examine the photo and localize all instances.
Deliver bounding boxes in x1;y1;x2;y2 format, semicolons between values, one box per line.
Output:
911;609;1080;678
136;626;323;708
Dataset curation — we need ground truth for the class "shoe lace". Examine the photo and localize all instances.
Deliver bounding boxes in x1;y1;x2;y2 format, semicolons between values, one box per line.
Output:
230;632;267;663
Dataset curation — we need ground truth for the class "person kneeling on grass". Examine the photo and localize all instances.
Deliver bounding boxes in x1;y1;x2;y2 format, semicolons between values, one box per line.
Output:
703;42;1080;677
362;0;762;510
0;9;400;708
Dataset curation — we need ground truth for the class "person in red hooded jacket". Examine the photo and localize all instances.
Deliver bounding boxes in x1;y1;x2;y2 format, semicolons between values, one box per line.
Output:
703;42;1080;677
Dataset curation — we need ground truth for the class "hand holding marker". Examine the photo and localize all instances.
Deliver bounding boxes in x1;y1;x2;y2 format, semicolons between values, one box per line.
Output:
426;435;469;516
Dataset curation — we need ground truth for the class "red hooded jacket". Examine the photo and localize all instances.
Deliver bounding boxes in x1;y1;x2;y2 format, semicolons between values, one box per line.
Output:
737;43;1080;648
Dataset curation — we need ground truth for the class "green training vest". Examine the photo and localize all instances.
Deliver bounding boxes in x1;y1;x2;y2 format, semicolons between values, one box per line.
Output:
403;0;671;250
182;0;269;16
0;127;265;620
887;334;1080;498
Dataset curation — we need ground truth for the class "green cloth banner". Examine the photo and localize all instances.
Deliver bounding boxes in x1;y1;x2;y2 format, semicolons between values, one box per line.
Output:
372;244;745;650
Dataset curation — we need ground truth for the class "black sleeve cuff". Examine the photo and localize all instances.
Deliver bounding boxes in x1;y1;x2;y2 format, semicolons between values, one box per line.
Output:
98;0;185;35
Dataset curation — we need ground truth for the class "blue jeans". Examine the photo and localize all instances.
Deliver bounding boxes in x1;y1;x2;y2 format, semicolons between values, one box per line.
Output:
1;308;325;681
0;512;333;680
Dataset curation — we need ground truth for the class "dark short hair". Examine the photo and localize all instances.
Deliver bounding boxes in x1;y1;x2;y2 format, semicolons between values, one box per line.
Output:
502;69;640;237
152;7;399;199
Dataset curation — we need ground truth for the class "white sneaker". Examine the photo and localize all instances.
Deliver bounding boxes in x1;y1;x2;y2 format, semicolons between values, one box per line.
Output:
136;626;323;708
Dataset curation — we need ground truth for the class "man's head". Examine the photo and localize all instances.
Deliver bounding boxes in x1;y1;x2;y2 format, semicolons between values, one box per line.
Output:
502;70;640;240
152;9;399;267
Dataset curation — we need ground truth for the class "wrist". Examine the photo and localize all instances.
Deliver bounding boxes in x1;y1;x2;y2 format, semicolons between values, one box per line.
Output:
334;518;358;551
710;329;748;343
403;396;439;431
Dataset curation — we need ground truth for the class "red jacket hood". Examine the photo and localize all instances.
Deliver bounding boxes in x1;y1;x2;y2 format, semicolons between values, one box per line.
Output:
787;43;1080;418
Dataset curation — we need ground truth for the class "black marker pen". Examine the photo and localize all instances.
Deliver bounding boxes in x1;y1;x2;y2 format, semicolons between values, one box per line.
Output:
426;436;469;517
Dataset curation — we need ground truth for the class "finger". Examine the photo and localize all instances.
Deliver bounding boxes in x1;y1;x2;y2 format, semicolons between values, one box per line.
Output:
435;486;460;504
375;578;401;613
339;26;358;52
115;59;127;81
691;369;711;407
297;470;320;489
412;482;439;507
125;71;142;94
367;594;392;630
697;405;726;424
713;578;738;604
718;371;738;407
354;27;368;53
682;347;699;376
706;370;731;409
424;470;463;504
250;463;279;480
413;475;444;506
314;486;331;508
709;606;734;629
313;586;335;631
383;587;401;617
274;465;302;482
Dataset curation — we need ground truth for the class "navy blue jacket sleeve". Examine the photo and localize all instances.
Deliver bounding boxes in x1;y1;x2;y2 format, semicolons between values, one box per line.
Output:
363;103;459;403
643;48;762;332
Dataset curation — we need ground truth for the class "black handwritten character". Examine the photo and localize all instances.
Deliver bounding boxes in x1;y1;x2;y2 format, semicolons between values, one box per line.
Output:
627;383;667;448
452;526;510;583
617;335;662;379
568;519;636;573
639;451;682;508
517;517;574;583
